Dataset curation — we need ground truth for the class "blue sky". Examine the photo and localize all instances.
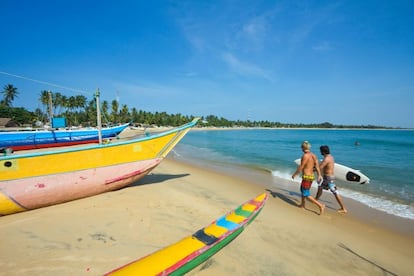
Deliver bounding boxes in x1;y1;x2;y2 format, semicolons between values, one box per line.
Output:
1;1;413;127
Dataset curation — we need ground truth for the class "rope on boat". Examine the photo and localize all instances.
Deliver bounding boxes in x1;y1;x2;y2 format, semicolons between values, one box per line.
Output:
0;70;87;94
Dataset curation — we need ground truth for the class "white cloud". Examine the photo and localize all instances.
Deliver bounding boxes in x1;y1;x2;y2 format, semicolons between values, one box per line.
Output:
221;52;273;81
242;18;267;41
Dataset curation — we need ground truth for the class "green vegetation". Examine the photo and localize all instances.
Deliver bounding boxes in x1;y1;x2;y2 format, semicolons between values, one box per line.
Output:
1;84;393;129
0;85;196;127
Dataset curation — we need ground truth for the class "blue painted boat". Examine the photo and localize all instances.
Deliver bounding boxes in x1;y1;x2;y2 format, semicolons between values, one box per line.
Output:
0;123;129;151
0;118;199;215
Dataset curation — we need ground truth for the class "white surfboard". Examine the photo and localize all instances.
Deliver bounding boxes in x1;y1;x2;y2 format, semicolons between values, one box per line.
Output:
294;159;370;184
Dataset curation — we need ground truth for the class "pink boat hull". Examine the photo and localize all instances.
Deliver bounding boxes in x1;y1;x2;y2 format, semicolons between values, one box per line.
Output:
0;158;161;213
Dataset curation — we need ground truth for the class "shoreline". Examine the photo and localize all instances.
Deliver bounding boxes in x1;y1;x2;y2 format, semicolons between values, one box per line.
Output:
176;127;414;223
1;157;413;275
191;126;414;131
170;155;414;236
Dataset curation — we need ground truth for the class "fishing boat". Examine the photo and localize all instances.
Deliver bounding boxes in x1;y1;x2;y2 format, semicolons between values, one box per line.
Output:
0;118;199;216
105;193;268;276
0;123;130;151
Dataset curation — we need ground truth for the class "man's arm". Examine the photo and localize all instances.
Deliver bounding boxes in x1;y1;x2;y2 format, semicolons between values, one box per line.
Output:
319;158;327;171
292;154;308;179
313;154;323;182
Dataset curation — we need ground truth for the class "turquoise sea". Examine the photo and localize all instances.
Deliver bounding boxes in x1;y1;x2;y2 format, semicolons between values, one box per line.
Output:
172;129;414;220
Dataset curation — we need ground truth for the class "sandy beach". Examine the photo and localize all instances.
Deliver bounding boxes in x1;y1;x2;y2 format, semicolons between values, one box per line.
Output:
1;156;413;275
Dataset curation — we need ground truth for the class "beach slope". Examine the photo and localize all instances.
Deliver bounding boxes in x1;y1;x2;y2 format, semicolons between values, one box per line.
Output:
0;158;413;275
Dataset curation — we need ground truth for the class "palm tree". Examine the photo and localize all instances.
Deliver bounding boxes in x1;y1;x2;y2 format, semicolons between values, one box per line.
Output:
84;99;97;126
110;99;119;123
53;92;63;116
119;104;130;123
101;100;110;124
1;84;19;107
75;95;87;112
66;96;77;125
39;90;50;119
59;95;68;115
131;107;138;123
74;95;87;125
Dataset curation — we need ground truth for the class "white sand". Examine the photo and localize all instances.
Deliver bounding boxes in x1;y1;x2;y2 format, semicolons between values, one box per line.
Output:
0;158;413;275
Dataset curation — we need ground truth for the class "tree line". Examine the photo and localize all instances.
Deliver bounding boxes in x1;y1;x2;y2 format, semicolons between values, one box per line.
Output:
1;83;392;129
1;84;196;127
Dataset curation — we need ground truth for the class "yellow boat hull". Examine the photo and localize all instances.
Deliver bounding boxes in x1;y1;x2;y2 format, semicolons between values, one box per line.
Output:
106;193;268;275
0;119;198;215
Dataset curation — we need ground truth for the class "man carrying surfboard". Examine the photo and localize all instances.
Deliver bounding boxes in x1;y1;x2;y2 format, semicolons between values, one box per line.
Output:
292;141;325;215
316;145;348;214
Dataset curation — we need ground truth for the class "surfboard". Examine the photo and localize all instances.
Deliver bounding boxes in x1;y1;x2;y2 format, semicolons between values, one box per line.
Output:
294;159;370;184
104;193;268;275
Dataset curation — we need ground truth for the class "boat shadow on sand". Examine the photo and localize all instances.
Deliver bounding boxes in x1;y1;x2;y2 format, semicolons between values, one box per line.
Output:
128;173;190;187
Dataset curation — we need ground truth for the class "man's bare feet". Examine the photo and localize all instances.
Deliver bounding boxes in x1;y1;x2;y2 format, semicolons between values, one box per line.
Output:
319;204;325;215
338;209;348;214
298;204;305;210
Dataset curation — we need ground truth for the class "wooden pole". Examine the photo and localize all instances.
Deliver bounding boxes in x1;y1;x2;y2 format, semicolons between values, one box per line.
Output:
96;88;103;144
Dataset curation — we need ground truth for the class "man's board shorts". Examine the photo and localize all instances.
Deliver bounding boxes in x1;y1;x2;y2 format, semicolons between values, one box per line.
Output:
300;175;314;197
319;175;338;194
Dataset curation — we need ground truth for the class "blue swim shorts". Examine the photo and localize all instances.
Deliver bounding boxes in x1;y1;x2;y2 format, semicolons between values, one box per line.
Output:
300;186;311;197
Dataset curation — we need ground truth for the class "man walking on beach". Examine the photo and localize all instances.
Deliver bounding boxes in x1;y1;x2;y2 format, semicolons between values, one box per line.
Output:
316;145;348;213
292;141;325;215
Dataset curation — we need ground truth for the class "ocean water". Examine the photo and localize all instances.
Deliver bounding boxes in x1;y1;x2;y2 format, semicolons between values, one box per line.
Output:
172;129;414;220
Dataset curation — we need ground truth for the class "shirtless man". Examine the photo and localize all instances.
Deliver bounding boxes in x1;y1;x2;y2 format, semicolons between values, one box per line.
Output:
292;141;325;215
316;145;347;213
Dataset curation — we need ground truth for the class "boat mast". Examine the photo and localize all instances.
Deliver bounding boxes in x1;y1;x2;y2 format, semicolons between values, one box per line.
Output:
95;89;103;144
